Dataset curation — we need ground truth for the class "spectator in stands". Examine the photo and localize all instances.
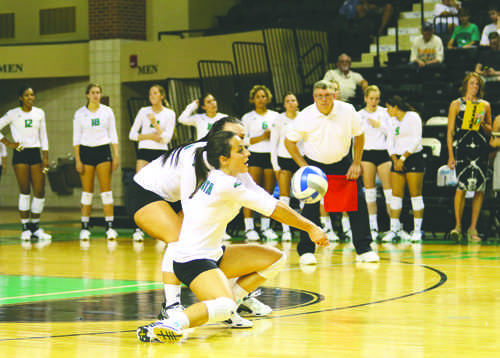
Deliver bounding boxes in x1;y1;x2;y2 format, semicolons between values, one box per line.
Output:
356;0;394;36
447;8;480;49
447;72;492;243
323;53;368;103
480;4;499;47
434;0;460;35
475;31;500;82
410;21;445;70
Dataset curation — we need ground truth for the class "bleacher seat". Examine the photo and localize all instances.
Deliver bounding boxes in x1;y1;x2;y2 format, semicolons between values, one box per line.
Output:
387;51;410;67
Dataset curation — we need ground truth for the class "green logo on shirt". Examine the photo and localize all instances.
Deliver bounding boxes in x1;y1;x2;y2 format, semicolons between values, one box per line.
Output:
207;123;212;130
149;120;160;128
395;126;400;136
91;118;100;126
200;180;214;195
234;181;242;188
24;119;32;128
262;122;268;130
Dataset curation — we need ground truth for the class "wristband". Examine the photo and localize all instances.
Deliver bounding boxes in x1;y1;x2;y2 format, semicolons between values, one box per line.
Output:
400;155;406;162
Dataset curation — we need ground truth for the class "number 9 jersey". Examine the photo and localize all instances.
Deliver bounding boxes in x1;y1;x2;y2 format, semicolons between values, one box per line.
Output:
0;107;49;150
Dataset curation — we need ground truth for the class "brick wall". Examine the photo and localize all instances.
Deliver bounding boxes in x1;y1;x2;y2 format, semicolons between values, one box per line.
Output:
89;0;146;40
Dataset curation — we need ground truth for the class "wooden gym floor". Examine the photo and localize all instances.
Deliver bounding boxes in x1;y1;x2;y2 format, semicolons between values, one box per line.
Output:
1;208;500;357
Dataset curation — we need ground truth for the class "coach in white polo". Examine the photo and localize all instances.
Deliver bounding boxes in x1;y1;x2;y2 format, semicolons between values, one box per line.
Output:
285;80;379;264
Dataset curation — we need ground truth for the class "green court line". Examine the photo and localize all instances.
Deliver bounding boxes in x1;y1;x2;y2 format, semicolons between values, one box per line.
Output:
0;275;162;305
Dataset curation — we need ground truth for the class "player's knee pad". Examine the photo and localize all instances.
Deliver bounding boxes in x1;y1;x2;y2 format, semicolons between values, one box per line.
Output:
411;196;424;212
81;192;93;206
257;253;287;280
18;194;31;211
279;196;290;206
383;189;392;206
365;188;377;203
390;196;403;210
204;297;237;323
100;191;113;205
31;197;45;214
320;197;324;205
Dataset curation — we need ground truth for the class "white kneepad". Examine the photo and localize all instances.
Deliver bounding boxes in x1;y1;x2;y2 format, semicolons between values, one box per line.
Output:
161;252;174;273
364;188;377;203
204;297;237;323
257;253;287;280
390;196;403;210
411;196;424;211
18;194;31;211
81;192;93;206
100;191;113;205
31;197;45;214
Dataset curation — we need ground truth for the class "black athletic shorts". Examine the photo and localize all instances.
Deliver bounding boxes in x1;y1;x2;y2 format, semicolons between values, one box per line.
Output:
278;157;299;173
137;149;164;162
173;246;227;287
12;147;42;165
362;149;391;167
391;151;425;173
127;179;182;217
80;144;112;167
248;151;273;169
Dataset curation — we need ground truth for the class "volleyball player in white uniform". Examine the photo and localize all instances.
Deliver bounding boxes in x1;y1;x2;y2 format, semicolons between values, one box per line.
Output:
241;85;279;241
129;84;176;241
358;85;393;241
131;117;273;329
270;93;304;241
383;95;425;243
73;84;119;241
137;131;328;343
178;93;232;240
178;93;227;140
0;86;51;241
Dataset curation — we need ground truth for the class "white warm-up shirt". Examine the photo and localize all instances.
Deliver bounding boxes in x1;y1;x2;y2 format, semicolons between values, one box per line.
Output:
168;169;278;262
0;107;49;150
270;112;304;170
387;111;423;156
358;106;392;151
73;104;118;147
286;101;363;164
242;110;279;153
178;101;227;140
129;106;176;150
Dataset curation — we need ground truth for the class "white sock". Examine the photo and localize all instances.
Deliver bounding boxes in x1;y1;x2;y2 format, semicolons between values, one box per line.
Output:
31;218;40;224
321;216;332;231
232;282;249;305
164;284;181;306
369;215;378;231
168;311;190;329
261;217;270;231
244;218;254;231
414;218;423;232
390;219;400;232
342;216;350;231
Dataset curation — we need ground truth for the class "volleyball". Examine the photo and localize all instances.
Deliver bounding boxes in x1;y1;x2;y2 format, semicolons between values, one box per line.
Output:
291;166;328;204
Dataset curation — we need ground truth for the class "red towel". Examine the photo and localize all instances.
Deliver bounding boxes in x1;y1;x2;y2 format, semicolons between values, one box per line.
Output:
323;175;358;212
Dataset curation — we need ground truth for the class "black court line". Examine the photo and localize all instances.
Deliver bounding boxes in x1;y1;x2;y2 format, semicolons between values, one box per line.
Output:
0;260;447;342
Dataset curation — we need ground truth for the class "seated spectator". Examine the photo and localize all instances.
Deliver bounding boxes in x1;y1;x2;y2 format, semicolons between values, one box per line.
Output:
447;8;480;49
323;53;368;103
475;32;500;82
356;0;394;36
434;0;460;35
480;4;499;47
410;22;445;70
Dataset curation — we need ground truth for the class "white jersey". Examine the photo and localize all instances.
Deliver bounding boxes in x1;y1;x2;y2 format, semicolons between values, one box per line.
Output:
388;111;423;156
0;142;6;165
73;104;118;147
242;110;279;153
129;106;176;150
270;112;304;170
178;101;226;140
0;107;49;150
358;106;392;151
134;142;267;202
168;169;278;262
